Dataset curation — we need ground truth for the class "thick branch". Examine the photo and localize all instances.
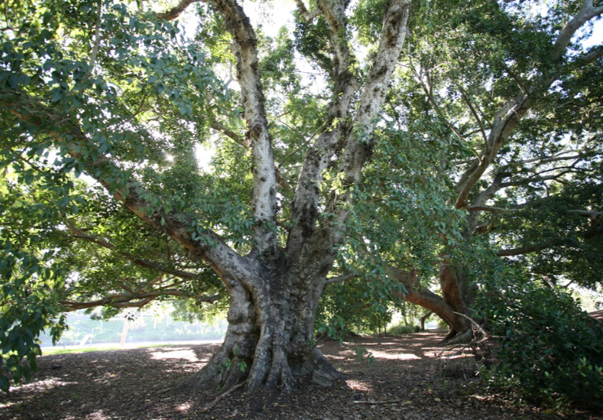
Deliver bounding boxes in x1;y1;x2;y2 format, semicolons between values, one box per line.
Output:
385;266;466;333
317;0;356;77
567;210;603;218
554;0;603;52
470;172;508;209
210;0;278;255
3;91;250;289
324;0;411;244
210;120;249;147
575;45;603;65
497;242;556;257
287;1;361;254
289;0;411;254
497;219;603;256
325;272;358;284
156;0;201;21
294;0;321;21
61;290;220;312
88;1;102;72
454;2;603;209
454;92;531;208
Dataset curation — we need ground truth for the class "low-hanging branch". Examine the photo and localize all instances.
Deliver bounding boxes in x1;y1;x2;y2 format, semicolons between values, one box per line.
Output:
3;90;248;289
65;222;204;281
61;285;220;312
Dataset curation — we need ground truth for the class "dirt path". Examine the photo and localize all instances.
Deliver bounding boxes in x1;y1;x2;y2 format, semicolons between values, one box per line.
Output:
0;331;598;419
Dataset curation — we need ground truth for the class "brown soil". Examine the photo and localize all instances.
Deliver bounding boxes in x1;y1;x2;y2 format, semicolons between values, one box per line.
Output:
0;331;599;419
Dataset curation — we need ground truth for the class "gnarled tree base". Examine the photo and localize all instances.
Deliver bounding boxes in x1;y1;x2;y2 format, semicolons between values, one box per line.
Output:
171;279;345;395
172;342;344;395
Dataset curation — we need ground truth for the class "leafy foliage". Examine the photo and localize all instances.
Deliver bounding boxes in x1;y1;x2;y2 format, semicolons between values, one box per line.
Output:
476;272;603;411
0;222;67;392
0;0;226;389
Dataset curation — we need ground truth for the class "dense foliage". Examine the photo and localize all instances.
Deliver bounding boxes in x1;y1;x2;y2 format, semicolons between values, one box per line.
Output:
476;271;603;411
0;0;226;390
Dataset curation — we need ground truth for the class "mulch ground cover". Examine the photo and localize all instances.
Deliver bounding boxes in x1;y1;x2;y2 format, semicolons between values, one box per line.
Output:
1;331;600;419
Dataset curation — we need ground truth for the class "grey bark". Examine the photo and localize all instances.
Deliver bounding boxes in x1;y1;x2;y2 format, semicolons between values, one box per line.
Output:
164;0;411;393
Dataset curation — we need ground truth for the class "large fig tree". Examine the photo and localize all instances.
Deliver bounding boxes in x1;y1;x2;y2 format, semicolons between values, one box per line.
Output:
0;0;411;392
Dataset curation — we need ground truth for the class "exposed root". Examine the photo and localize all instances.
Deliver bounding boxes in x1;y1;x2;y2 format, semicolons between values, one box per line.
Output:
441;328;459;342
201;381;246;413
244;330;273;392
309;347;346;387
453;311;489;342
446;328;474;345
168;345;229;393
168;328;345;395
265;346;294;392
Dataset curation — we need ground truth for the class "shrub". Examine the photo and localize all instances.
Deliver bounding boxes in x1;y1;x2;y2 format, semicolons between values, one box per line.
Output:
388;323;420;335
476;279;603;412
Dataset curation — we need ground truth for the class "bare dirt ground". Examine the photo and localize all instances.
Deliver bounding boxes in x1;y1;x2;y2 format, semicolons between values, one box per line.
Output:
1;331;600;419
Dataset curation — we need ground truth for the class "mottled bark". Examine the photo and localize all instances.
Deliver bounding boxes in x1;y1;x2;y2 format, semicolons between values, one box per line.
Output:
177;0;411;392
174;244;344;393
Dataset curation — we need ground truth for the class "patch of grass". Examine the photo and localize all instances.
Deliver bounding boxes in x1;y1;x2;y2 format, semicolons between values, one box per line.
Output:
42;343;184;356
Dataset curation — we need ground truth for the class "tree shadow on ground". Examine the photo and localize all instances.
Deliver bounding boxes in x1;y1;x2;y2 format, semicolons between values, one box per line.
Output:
0;332;594;419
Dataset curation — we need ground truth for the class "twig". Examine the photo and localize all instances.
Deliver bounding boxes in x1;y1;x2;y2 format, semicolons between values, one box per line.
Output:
353;399;402;404
201;381;246;412
452;312;489;342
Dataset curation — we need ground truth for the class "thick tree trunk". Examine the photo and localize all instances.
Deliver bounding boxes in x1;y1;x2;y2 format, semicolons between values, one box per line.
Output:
174;253;344;394
387;266;467;336
419;312;431;331
438;257;477;343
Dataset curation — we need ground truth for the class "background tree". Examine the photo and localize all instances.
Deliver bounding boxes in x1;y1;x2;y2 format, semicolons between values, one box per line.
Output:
325;0;603;343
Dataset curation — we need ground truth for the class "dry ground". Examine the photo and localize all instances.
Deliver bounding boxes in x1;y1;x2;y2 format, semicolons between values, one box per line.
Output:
0;331;600;419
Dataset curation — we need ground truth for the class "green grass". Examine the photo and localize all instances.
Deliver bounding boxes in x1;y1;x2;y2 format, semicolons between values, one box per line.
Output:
39;313;227;348
41;343;186;356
